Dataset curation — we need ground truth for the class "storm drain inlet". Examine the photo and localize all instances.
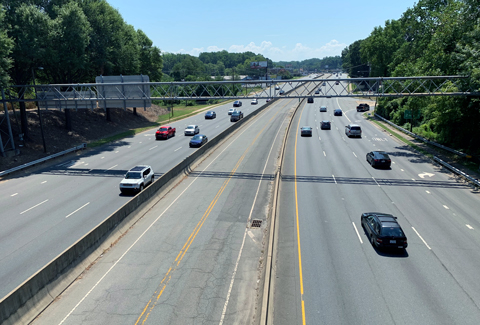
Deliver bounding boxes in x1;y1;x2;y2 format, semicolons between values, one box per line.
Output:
251;219;262;228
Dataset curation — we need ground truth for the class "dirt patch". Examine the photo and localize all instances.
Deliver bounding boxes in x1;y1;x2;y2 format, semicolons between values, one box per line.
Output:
0;105;167;171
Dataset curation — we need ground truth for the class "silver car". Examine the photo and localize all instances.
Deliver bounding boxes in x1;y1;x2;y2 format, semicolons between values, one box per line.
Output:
320;106;327;112
184;125;199;136
345;124;362;137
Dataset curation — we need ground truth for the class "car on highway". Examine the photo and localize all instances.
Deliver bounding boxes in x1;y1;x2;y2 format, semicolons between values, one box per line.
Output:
334;109;342;116
323;82;326;86
251;98;258;105
275;85;280;90
230;110;244;122
307;97;314;103
205;111;216;119
233;100;242;107
155;125;176;140
279;90;285;95
366;151;392;168
320;106;327;112
300;126;313;137
189;134;208;148
228;108;237;115
345;124;362;138
335;81;340;85
361;212;408;250
266;98;271;102
320;121;331;130
119;165;154;194
184;125;199;136
315;90;320;94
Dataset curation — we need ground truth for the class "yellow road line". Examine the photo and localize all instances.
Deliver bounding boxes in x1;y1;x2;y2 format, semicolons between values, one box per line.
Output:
135;99;293;324
294;105;307;325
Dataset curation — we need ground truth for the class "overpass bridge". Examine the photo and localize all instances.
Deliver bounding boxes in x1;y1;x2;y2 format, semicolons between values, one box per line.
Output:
0;75;478;156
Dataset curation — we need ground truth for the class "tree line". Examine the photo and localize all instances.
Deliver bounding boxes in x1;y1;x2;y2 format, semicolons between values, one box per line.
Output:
342;0;480;155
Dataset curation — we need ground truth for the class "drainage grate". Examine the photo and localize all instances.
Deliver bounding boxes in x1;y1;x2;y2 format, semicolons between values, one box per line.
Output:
251;219;262;228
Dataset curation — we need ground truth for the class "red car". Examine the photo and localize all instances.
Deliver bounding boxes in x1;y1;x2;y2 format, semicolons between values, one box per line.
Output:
156;125;176;140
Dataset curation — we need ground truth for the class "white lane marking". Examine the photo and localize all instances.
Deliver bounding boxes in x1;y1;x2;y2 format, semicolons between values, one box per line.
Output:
216;125;219;128
316;126;319;129
412;227;431;250
101;157;105;159
41;181;47;184
443;205;449;210
127;146;131;148
247;231;257;243
20;199;49;215
115;151;119;153
59;104;269;325
65;202;90;219
419;172;435;178
174;147;182;152
220;112;285;325
392;161;395;164
372;177;380;187
401;169;404;172
105;165;118;171
466;224;474;230
332;175;337;184
323;151;326;157
412;178;416;181
11;193;18;197
352;222;363;244
426;190;431;194
336;127;338;130
318;137;321;141
148;145;158;151
353;152;357;158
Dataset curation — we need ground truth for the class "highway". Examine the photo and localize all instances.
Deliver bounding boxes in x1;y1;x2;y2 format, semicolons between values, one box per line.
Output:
0;77;305;299
273;83;480;324
32;85;302;324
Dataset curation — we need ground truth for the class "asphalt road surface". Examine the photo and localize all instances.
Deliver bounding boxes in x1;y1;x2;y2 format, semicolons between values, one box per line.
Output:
33;90;302;324
273;86;480;324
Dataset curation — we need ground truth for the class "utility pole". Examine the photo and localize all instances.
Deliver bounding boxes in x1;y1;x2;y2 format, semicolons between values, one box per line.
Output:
32;67;47;153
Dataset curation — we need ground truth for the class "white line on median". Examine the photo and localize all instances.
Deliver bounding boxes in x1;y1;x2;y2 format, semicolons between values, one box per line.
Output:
352;222;363;244
412;227;431;250
65;202;90;218
20;199;49;215
174;147;182;152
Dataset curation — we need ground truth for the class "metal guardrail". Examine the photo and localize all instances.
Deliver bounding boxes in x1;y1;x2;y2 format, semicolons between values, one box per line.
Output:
433;156;480;187
374;114;479;187
374;113;469;158
0;143;87;177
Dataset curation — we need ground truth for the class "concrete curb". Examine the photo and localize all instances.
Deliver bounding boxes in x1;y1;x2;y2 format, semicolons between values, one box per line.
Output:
0;94;278;325
259;77;319;324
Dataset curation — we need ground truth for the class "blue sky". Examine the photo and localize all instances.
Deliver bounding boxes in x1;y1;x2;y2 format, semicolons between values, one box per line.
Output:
107;0;419;62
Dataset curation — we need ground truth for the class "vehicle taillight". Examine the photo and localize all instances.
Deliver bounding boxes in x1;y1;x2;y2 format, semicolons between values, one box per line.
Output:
376;238;383;243
374;159;379;162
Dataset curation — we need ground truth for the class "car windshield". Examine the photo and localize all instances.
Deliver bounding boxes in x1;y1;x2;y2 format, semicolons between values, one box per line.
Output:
381;226;404;237
351;126;360;130
186;126;194;129
159;127;168;132
192;135;202;140
125;172;141;179
376;152;390;158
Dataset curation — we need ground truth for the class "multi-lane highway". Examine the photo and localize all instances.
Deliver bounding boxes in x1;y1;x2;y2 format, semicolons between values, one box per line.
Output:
0;77;305;299
31;82;306;324
273;88;480;324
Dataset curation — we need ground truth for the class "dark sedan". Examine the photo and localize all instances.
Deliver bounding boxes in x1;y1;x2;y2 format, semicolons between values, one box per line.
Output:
334;109;342;116
204;111;216;119
189;134;208;148
233;100;242;107
361;212;408;250
366;151;392;168
230;111;244;122
300;126;312;137
320;121;331;130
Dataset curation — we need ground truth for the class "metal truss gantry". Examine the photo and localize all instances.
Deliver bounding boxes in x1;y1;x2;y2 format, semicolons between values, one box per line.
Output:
0;75;478;157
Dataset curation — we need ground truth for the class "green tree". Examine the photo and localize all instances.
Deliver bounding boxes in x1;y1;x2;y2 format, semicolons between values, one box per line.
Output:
0;5;13;86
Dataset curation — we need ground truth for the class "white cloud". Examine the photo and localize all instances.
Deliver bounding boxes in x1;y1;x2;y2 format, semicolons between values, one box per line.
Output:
178;40;347;61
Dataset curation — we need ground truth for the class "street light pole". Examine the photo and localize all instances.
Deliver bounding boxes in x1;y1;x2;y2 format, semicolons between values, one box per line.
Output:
32;67;47;153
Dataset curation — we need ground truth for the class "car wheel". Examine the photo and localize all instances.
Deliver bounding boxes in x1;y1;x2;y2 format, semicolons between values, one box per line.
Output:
151;175;154;184
370;235;375;247
139;184;144;192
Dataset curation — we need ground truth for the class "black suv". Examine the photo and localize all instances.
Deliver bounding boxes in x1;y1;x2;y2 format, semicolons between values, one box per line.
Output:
233;100;242;107
361;212;408;250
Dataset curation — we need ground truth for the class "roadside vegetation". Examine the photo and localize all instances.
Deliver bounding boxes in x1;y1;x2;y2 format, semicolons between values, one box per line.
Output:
342;0;480;157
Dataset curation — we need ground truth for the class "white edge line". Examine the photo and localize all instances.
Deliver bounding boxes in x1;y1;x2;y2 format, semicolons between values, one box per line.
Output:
20;199;49;215
352;222;363;244
412;227;431;250
65;202;90;219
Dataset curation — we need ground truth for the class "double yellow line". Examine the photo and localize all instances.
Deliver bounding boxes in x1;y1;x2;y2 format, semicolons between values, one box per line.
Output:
136;99;292;324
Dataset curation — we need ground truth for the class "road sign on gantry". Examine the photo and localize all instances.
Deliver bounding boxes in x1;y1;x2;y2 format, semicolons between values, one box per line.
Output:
95;75;151;110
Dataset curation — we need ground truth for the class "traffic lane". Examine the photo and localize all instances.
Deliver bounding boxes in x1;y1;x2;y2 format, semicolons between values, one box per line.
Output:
275;102;480;324
34;96;293;325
